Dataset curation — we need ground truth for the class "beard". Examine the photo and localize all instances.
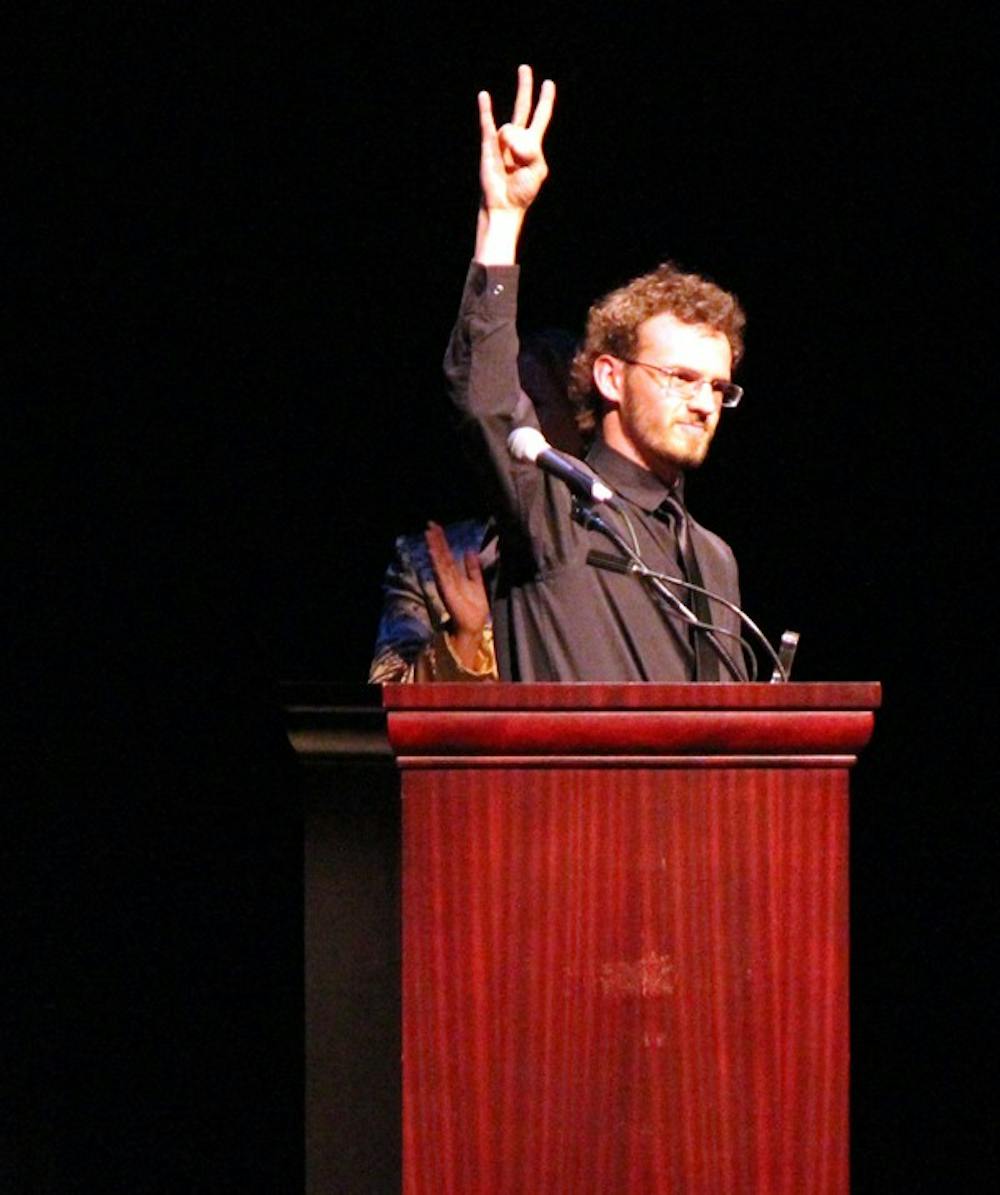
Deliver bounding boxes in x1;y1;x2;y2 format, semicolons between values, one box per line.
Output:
621;393;717;479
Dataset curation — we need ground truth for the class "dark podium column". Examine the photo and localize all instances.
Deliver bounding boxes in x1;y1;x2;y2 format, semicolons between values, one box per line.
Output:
385;682;879;1195
286;684;400;1195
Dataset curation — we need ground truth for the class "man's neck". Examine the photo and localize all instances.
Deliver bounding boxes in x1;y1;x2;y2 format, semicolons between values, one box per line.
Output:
600;417;681;488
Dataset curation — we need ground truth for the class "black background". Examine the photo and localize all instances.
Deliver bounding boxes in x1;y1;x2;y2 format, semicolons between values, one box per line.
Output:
9;4;995;1190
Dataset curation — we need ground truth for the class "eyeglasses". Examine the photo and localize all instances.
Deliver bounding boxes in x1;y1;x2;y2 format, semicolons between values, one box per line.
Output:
621;359;743;408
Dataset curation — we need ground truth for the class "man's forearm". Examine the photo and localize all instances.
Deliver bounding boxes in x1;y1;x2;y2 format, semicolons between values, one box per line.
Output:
474;206;525;265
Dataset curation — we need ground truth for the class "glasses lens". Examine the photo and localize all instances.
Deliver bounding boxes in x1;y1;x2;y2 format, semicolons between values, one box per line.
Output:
629;360;741;407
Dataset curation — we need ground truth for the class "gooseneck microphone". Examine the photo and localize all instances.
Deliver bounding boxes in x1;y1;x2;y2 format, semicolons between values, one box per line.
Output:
507;427;619;506
574;504;750;682
507;425;797;681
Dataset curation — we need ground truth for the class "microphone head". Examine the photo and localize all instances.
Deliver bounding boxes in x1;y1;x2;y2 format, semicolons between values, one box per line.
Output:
507;425;549;464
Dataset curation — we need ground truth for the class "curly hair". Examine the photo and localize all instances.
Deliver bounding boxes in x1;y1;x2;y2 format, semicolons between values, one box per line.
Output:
568;263;746;435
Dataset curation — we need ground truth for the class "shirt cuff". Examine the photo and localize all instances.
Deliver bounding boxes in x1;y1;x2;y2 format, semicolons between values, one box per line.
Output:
464;261;520;319
414;625;497;682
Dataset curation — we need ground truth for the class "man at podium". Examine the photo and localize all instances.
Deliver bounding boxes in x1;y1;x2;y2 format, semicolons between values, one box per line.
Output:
444;65;751;682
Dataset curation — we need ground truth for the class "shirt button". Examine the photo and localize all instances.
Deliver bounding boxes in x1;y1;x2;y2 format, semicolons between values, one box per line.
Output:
491;283;505;296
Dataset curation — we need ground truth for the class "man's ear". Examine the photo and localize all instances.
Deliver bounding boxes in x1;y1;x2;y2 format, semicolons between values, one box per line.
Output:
592;354;625;408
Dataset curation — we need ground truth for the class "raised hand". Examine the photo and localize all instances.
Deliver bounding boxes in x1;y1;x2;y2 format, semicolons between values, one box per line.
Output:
424;521;490;668
475;65;556;263
479;64;556;214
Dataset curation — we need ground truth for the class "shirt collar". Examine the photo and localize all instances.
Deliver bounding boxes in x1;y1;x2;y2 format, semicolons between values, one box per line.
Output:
585;437;685;513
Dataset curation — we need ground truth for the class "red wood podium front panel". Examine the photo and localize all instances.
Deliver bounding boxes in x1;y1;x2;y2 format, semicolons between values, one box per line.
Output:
385;684;879;1195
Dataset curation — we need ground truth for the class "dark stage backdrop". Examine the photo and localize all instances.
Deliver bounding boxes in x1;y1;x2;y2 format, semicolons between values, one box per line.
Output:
10;6;994;1191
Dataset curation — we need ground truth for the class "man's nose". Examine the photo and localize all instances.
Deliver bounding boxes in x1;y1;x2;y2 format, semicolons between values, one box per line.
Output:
687;381;718;416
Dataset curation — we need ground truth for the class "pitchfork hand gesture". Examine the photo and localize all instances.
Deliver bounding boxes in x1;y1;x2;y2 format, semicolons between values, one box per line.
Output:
475;64;556;264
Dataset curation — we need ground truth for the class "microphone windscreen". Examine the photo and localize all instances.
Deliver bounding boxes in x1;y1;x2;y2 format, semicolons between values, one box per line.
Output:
507;426;548;464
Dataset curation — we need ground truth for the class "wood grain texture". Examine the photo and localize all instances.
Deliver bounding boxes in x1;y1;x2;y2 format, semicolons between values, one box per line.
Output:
389;710;874;759
385;681;881;712
392;686;876;1193
403;767;848;1194
395;754;856;770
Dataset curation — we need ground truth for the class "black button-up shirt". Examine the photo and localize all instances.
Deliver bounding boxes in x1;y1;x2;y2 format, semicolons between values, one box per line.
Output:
444;261;747;682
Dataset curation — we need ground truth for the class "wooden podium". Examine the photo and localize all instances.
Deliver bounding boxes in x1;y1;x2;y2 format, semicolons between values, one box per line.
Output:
384;682;880;1195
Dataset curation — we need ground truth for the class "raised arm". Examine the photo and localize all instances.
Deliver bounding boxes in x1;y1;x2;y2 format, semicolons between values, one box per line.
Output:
475;64;556;264
443;65;569;570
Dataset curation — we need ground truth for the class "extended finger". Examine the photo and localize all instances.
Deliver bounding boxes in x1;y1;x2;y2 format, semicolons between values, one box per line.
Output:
477;90;498;141
463;550;484;582
511;63;533;126
478;90;504;175
425;521;448;558
426;522;456;575
528;78;556;137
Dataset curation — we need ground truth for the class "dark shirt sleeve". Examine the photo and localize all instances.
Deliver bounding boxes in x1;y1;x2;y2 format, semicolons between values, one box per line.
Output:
443;261;580;576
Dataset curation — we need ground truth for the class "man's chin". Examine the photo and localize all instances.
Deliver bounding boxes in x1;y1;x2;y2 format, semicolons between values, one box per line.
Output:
650;445;709;477
681;449;708;470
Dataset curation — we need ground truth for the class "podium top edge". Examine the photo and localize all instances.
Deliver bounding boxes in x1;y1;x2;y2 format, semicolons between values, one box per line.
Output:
378;681;882;712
